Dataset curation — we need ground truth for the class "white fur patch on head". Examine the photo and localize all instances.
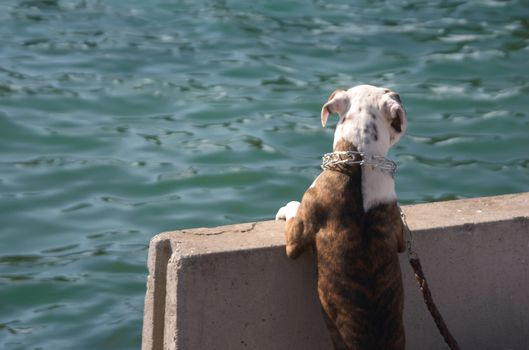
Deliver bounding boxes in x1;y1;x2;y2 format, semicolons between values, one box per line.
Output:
322;85;407;211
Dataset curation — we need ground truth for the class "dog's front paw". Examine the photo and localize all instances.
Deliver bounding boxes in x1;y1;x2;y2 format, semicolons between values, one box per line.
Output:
275;206;288;221
275;201;300;221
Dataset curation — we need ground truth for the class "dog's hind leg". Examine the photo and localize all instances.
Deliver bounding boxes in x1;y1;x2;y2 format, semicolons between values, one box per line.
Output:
320;308;349;350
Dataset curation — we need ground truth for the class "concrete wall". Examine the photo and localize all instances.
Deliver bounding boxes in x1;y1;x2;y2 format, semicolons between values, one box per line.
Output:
142;192;529;350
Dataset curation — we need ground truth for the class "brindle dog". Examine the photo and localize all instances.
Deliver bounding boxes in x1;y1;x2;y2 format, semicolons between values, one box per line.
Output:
276;85;407;350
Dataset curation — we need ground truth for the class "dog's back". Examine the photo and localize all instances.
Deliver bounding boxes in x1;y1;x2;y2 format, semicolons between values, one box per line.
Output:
300;145;404;349
314;170;405;349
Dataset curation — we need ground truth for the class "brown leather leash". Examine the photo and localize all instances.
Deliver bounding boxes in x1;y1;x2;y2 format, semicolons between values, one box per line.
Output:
399;207;461;350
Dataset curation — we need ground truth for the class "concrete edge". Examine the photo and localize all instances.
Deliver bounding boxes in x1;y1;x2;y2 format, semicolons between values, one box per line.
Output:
152;192;529;257
141;192;529;349
142;237;172;350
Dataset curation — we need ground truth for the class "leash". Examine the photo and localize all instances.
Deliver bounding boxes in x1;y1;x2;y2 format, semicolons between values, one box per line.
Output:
399;207;461;350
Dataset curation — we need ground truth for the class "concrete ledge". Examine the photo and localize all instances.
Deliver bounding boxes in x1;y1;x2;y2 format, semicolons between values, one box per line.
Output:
142;192;529;350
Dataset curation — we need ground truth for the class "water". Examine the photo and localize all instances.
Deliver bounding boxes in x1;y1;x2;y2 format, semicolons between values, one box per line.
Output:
1;0;528;348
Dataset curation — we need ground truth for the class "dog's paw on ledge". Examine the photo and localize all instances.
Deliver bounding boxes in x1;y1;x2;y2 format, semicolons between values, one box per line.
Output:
275;201;300;221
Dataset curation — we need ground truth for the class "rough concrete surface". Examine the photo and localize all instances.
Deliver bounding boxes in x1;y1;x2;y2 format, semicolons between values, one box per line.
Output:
142;192;529;350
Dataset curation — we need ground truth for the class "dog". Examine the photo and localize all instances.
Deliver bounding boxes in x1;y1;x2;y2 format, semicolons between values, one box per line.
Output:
276;85;407;350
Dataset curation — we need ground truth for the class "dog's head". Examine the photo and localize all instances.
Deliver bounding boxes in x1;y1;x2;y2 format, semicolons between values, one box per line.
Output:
321;85;407;155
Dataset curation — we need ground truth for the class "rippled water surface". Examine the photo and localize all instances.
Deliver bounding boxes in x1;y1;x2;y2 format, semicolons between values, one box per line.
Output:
1;0;528;348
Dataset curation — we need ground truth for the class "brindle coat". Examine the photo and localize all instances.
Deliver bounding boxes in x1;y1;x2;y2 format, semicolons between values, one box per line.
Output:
284;139;406;350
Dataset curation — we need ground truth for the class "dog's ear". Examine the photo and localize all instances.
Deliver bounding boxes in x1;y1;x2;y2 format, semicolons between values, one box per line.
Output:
321;89;349;127
385;93;407;142
390;106;405;133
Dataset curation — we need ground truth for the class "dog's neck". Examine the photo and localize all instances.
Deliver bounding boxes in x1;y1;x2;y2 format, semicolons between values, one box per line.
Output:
360;161;396;212
331;140;363;176
333;115;397;212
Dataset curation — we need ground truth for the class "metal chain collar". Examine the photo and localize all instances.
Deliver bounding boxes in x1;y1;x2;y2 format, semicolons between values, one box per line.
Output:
321;151;397;177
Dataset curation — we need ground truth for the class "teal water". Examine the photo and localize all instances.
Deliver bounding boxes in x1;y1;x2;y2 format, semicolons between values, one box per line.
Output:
1;1;528;349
